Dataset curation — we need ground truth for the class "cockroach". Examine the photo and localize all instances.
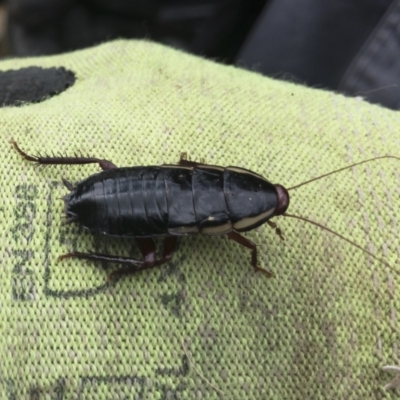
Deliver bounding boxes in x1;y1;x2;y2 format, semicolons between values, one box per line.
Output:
11;140;400;281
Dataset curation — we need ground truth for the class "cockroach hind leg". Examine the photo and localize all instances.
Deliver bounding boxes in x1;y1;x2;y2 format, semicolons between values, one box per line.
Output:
10;139;39;163
57;252;75;262
106;237;178;281
62;177;74;191
57;251;96;262
58;251;144;265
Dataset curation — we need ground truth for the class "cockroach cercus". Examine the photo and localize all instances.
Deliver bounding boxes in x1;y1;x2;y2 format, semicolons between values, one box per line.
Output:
11;140;400;281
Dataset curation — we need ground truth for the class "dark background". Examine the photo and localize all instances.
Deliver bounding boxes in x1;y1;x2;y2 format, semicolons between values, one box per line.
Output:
1;0;399;110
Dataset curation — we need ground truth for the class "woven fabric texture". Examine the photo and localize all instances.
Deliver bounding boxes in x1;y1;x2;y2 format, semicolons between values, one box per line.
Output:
1;40;400;399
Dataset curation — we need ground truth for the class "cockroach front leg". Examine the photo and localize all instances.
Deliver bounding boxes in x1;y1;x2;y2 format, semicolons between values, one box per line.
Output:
11;140;117;170
227;231;274;277
267;220;285;241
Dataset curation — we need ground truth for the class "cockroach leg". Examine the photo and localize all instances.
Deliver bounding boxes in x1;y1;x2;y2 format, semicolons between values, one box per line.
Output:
58;237;178;281
58;250;148;281
58;251;144;266
136;237;157;264
11;140;117;170
157;236;179;271
178;152;206;167
11;139;38;162
267;220;285;241
108;236;178;280
227;231;274;277
62;178;74;191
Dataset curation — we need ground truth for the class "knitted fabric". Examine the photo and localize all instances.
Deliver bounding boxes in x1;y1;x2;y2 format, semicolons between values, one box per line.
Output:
1;40;400;399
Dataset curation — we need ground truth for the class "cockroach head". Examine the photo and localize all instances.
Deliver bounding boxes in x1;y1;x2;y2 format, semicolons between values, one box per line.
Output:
274;184;289;216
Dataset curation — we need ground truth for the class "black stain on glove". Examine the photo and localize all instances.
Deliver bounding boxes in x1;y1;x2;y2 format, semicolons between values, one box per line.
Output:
0;66;75;107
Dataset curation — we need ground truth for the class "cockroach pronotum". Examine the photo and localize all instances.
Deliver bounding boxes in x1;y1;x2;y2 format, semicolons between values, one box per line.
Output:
11;140;400;281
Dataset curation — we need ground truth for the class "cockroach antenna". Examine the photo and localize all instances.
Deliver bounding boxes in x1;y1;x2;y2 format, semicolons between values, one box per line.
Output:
282;155;400;274
287;155;400;191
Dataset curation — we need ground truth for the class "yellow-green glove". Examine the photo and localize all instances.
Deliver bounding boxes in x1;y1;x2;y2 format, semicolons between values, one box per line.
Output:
1;39;400;399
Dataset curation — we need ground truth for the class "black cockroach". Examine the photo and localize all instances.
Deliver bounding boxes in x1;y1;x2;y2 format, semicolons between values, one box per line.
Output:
11;140;400;281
